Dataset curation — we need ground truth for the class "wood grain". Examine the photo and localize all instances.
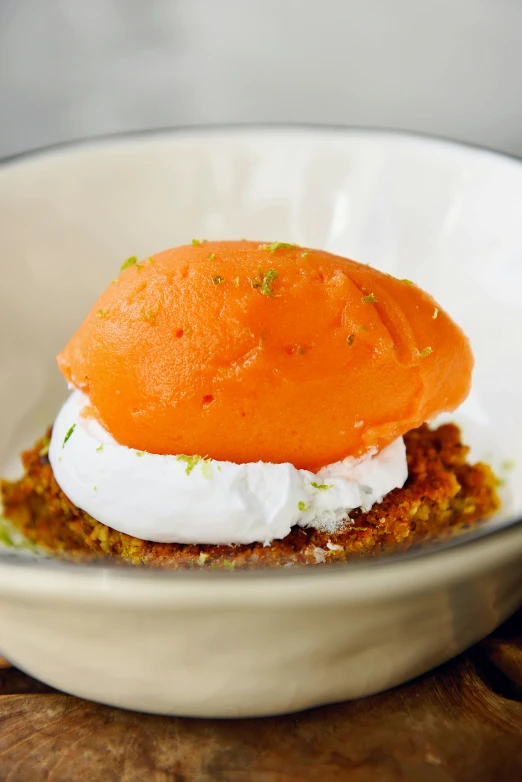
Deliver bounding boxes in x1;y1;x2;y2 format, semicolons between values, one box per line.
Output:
0;610;521;782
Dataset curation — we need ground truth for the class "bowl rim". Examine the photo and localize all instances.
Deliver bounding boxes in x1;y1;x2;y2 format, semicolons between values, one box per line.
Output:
1;121;521;169
1;122;521;581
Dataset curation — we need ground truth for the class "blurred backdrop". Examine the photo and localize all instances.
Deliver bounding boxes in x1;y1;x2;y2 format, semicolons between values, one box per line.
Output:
1;0;521;158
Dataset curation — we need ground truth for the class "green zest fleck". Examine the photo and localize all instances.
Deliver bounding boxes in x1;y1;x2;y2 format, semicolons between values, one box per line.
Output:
142;308;157;322
432;307;439;320
191;239;202;246
301;251;309;258
223;559;235;571
400;279;414;285
501;459;515;471
96;444;104;452
62;424;76;448
233;276;240;287
197;552;209;565
177;454;202;474
258;241;293;253
93;486;97;492
146;256;154;264
0;519;14;548
39;437;50;457
420;346;433;358
120;256;137;271
0;516;47;554
213;275;225;285
208;253;215;261
311;481;334;491
260;269;279;297
347;334;355;347
298;501;310;512
362;293;378;304
177;454;211;476
136;451;145;457
200;459;212;479
97;309;110;318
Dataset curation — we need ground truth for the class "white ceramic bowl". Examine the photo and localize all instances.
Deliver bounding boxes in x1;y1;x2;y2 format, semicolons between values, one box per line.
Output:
1;127;522;718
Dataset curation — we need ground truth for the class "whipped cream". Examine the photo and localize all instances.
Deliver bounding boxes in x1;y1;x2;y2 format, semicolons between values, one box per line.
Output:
49;391;408;545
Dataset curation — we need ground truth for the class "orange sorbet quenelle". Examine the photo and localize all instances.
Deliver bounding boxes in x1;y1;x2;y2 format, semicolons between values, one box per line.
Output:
57;241;473;470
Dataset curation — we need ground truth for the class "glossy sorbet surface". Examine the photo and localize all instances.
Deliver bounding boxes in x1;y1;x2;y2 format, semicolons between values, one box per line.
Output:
58;241;473;470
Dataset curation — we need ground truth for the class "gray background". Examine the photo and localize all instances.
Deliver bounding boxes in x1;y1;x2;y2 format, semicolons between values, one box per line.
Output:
1;0;521;158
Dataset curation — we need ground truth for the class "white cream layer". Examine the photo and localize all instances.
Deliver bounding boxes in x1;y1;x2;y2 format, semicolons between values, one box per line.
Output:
49;391;408;545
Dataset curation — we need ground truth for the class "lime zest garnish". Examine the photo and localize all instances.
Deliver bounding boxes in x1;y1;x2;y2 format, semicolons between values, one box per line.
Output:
261;269;279;297
208;253;215;261
311;481;334;491
62;424;76;448
223;559;235;571
176;454;211;476
39;437;50;457
251;268;280;297
141;307;157;323
177;454;202;474
362;293;378;304
200;459;212;479
120;256;138;271
400;279;414;285
420;346;433;358
96;444;104;452
258;242;293;253
0;516;47;554
298;501;310;512
96;309;110;318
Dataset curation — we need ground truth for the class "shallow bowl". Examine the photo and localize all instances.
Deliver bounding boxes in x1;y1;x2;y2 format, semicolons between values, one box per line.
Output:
1;126;521;717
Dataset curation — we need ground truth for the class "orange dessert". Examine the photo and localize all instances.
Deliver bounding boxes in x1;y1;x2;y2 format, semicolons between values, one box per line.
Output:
58;241;473;470
0;241;498;568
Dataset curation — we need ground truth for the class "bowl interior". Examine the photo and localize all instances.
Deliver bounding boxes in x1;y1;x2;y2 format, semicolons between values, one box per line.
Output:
1;127;521;537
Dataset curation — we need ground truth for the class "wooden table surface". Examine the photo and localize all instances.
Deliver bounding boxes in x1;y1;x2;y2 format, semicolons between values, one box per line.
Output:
0;610;521;782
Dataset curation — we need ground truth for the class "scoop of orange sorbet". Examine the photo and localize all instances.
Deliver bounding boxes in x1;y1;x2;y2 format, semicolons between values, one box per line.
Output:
57;241;473;470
